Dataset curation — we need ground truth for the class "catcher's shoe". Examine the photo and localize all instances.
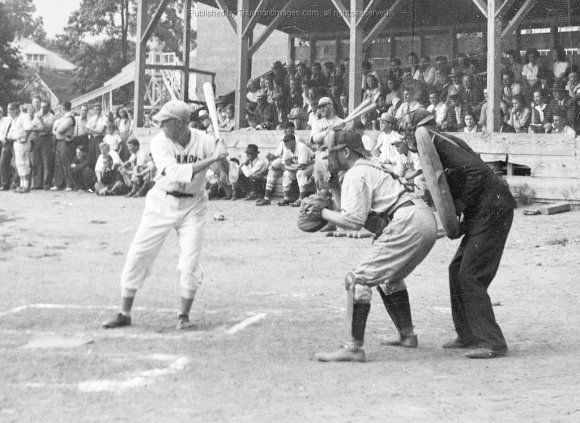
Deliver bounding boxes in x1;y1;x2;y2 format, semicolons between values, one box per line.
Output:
102;313;131;329
176;313;191;330
256;198;271;206
315;345;366;363
381;333;418;348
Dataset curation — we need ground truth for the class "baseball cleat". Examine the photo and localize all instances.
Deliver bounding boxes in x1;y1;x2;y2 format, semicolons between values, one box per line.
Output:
176;313;191;330
102;313;131;329
315;345;366;363
381;334;418;348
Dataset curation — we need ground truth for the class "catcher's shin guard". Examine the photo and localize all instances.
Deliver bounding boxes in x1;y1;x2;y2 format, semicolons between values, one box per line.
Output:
351;303;371;345
377;285;399;331
389;289;414;335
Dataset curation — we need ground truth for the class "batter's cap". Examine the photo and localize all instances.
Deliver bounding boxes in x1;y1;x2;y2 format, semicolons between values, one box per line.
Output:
153;100;191;123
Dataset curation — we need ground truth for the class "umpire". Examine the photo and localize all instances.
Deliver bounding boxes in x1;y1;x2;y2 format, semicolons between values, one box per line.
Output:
315;130;437;363
406;110;515;359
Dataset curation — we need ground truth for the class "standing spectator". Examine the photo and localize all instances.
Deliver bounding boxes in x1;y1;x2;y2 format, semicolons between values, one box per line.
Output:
456;53;471;75
74;105;90;152
51;101;76;191
505;50;524;82
103;123;122;153
529;90;549;133
86;104;108;169
385;77;400;108
1;103;24;191
363;74;380;102
447;68;465;99
389;57;404;81
117;109;132;161
478;89;488;132
29;100;56;190
70;145;95;191
426;90;448;129
339;93;349;119
552;46;570;82
522;48;540;88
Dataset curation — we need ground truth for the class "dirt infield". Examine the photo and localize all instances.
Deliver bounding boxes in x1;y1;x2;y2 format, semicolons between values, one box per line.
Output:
0;191;579;422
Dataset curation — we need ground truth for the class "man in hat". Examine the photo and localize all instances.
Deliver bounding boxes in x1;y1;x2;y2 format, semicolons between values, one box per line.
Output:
102;100;229;330
373;113;403;166
235;143;269;200
256;133;314;207
315;130;437;362
405;110;516;359
255;90;278;130
546;82;578;132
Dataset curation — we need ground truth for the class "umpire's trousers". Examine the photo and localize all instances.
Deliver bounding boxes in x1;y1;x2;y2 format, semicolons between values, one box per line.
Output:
448;209;513;351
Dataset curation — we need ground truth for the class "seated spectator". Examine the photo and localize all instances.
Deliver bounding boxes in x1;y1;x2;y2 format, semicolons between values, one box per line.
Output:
463;113;481;133
94;154;129;196
479;89;488;131
198;109;213;133
416;55;436;86
395;88;423;123
310;62;327;88
550;111;576;136
273;92;289;129
433;68;451;103
529;90;549;133
447;68;465;99
288;107;308;130
534;67;554;101
374;93;389;120
363;73;380;102
546;82;578;132
426;90;448;129
508;94;531;133
95;142;122;179
552;46;570;82
255;90;278;130
103;123;121;153
373;113;402;166
256;133;314;207
121;138;148;197
456;53;471;76
288;78;304;109
130;153;156;197
242;112;259;131
235;144;269;200
70;145;95;192
219;105;235;132
463;74;484;118
385;77;400;108
566;72;580;103
444;93;472;132
522;48;540;88
339;93;349;119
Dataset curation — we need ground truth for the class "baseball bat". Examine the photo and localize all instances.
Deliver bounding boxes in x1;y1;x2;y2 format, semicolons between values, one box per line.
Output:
345;97;372;121
330;103;378;130
202;82;220;141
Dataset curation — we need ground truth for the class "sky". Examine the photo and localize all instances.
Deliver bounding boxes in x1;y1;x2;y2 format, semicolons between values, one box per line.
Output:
34;0;82;38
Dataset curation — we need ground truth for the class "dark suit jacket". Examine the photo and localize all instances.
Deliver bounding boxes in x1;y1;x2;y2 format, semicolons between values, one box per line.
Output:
431;132;516;236
546;97;578;130
446;103;473;131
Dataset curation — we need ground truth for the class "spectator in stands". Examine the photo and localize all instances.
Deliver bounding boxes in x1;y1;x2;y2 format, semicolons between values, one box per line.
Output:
546;82;578;132
505;50;524;82
323;62;335;84
288;107;308;130
463;74;484;119
444;93;472;132
273;93;289;130
219;105;235;132
566;72;580;103
508;94;531;133
529;90;549;133
552;46;570;82
395;88;422;123
427;90;448;129
242;112;258;131
235;144;269;201
295;61;310;83
373;113;402;166
352;120;375;153
361;61;379;93
549;110;576;136
416;55;436;86
70;145;95;192
363;73;380;103
385;77;400;108
447;68;465;99
522;48;540;89
284;62;296;86
255;90;278;130
264;76;276;104
433;66;451;102
479;89;488;131
288;78;304;109
310;62;327;88
374;93;389;121
256;133;314;207
463;113;480;133
456;53;470;76
330;80;344;117
301;80;312;113
339;93;349;120
389;57;404;81
407;52;420;80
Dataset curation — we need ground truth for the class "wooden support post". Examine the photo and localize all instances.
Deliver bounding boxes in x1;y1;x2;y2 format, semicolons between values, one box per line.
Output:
182;0;192;102
134;0;148;128
348;0;363;113
486;0;502;133
235;0;250;130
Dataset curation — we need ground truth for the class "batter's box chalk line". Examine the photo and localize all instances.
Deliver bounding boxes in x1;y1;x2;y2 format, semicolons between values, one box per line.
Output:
20;354;190;393
0;303;268;339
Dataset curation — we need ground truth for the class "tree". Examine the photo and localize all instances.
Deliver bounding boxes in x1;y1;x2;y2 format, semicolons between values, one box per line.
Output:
2;0;47;46
0;3;24;104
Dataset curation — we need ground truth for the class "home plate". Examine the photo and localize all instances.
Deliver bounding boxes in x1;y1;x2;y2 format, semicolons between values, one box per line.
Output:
20;334;94;349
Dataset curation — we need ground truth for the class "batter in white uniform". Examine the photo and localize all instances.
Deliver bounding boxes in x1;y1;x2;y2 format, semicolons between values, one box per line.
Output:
103;100;228;330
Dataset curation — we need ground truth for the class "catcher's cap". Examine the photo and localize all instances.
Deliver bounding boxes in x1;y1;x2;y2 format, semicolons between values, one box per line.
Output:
153;100;191;123
331;130;370;157
245;144;259;154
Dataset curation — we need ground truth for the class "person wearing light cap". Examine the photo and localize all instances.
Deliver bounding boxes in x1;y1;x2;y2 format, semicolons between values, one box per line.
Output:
103;100;229;331
314;130;437;363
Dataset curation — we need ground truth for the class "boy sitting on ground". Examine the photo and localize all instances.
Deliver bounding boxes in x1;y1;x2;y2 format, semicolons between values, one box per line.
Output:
94;154;129;196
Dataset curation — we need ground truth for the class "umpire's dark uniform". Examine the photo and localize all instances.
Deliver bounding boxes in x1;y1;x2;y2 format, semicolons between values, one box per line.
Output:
433;133;515;353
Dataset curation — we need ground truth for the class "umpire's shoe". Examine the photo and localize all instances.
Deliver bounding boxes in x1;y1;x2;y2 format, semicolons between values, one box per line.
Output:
102;313;131;329
315;345;366;363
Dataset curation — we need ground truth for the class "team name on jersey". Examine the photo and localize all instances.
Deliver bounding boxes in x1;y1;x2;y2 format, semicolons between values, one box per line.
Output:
176;154;199;164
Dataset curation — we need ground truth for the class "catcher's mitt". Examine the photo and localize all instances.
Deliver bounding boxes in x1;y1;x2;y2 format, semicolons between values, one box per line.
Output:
297;190;333;233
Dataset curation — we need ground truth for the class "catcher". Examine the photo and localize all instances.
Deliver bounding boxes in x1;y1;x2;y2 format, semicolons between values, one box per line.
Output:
306;130;437;362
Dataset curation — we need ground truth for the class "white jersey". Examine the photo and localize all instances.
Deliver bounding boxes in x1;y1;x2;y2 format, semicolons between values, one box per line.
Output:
151;128;217;195
374;131;403;165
